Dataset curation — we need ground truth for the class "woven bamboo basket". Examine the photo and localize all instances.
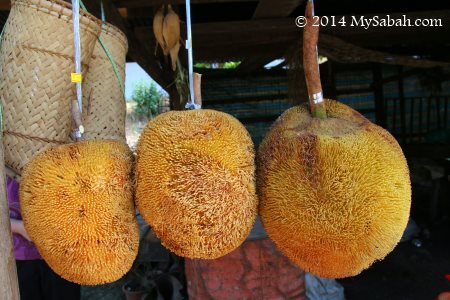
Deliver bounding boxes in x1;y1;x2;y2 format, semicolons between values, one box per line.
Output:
82;22;128;142
0;0;101;176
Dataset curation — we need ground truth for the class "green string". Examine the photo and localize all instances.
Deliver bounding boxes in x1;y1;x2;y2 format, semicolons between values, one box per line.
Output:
0;25;5;133
80;0;126;98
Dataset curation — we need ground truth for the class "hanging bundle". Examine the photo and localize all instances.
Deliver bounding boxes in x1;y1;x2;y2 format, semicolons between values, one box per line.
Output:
257;0;411;278
0;0;101;175
153;4;181;71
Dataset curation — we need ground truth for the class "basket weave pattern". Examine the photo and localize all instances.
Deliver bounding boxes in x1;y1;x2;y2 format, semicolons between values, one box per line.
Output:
82;22;128;142
0;0;101;175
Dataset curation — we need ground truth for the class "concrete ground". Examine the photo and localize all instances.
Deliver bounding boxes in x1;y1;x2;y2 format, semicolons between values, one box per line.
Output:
339;218;450;300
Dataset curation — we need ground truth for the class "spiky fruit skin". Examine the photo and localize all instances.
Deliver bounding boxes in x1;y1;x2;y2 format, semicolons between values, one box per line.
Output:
136;109;257;259
258;99;411;278
20;140;139;285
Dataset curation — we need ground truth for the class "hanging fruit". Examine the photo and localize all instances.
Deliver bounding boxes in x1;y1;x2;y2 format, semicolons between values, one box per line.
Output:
257;0;411;278
163;5;181;71
163;5;180;52
169;41;180;71
153;5;167;55
136;76;257;259
20;140;139;285
153;4;181;71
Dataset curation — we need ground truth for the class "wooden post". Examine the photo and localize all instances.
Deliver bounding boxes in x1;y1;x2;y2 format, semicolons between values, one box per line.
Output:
372;63;386;128
398;66;406;144
169;85;182;110
327;61;337;100
193;72;202;107
0;140;20;299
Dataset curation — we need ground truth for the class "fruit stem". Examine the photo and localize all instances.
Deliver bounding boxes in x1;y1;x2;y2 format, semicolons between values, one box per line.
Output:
194;72;202;108
303;0;327;119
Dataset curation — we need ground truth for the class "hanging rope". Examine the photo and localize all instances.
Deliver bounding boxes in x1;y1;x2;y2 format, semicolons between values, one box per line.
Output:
71;0;84;139
0;26;5;133
100;0;105;22
184;0;201;110
79;0;126;98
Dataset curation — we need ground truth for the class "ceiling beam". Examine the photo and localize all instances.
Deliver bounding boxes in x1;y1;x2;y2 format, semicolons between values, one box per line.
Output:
0;0;9;10
135;23;299;60
236;0;304;74
134;10;450;62
234;54;283;74
135;18;300;44
253;0;303;18
113;0;257;8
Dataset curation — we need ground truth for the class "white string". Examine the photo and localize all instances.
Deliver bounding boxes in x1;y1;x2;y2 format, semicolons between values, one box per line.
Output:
71;0;83;138
185;0;199;109
100;0;105;22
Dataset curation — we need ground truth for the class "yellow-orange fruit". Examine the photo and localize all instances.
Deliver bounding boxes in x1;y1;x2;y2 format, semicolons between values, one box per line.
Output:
20;140;139;285
136;109;257;259
258;99;411;278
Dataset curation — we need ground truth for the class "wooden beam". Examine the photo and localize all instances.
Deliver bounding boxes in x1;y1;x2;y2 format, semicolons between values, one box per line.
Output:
372;63;386;127
336;87;373;95
324;11;450;49
324;61;337;99
134;11;450;62
0;0;10;10
193;41;296;61
0;144;20;300
135;12;450;46
136;18;297;38
135;22;300;60
113;0;257;7
237;0;304;73
398;65;407;144
371;68;422;87
204;93;289;104
253;0;303;18
195;67;287;78
235;56;280;74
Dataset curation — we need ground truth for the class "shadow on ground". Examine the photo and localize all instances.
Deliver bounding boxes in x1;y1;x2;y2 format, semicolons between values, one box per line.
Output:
339;219;450;300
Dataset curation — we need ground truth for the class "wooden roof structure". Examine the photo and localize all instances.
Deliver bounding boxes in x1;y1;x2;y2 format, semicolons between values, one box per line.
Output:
0;0;449;108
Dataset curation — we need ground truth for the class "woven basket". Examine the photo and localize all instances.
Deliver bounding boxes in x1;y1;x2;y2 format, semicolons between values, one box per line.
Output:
82;22;128;142
0;0;101;175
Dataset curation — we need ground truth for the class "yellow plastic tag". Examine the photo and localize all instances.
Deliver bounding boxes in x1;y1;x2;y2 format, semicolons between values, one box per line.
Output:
71;73;82;83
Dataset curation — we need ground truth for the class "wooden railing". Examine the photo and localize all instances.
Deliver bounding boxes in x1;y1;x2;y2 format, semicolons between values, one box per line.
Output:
384;96;449;144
